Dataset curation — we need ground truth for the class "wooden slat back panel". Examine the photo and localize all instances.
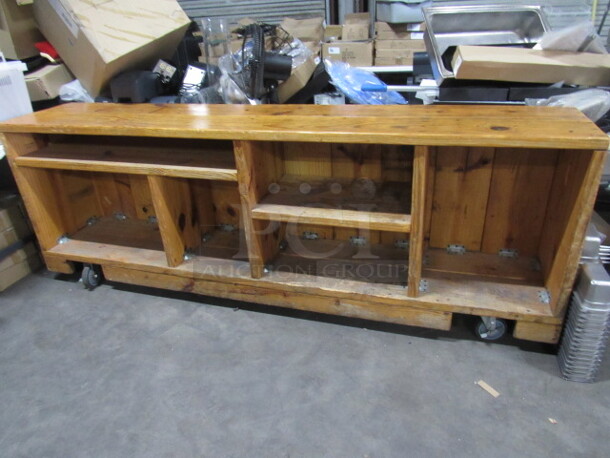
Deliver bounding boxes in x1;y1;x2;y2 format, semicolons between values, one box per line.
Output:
429;146;495;251
54;170;102;232
480;148;557;257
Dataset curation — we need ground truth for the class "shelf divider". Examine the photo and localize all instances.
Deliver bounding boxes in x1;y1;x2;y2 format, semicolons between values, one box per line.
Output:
148;176;200;267
234;140;284;278
408;146;430;297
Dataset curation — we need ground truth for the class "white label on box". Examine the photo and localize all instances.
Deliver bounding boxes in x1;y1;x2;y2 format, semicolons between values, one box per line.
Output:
328;47;341;55
49;0;80;38
411;32;424;40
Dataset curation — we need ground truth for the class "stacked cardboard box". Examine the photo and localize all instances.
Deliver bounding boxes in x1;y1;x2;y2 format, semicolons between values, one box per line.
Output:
374;22;426;66
0;192;41;292
322;13;373;67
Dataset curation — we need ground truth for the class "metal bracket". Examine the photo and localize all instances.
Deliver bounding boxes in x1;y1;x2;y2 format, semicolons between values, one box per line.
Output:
219;223;237;232
498;248;518;258
302;231;319;240
423;254;430;266
538;289;551;304
57;235;70;245
419;279;429;293
349;236;367;247
531;258;542;272
86;216;99;226
114;212;127;221
394;239;410;250
446;244;466;255
183;249;196;261
147;215;158;224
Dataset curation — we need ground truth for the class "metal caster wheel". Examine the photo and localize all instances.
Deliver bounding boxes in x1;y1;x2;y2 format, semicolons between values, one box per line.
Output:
476;317;507;341
81;264;102;290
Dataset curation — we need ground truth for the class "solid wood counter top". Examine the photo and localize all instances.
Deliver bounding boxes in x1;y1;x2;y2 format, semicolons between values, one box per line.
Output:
1;103;607;150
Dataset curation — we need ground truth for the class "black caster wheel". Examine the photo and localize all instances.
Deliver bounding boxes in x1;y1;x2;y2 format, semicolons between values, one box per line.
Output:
81;264;102;290
476;318;507;341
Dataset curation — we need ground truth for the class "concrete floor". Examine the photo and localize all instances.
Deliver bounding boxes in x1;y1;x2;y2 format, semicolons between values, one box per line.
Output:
1;271;609;458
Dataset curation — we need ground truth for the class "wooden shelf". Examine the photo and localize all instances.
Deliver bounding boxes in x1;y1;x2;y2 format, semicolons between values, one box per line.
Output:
69;217;164;251
251;176;411;232
269;237;408;286
424;248;544;286
14;138;237;181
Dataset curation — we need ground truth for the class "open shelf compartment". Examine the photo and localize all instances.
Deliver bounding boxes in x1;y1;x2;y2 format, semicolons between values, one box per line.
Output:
14;135;237;181
243;141;413;233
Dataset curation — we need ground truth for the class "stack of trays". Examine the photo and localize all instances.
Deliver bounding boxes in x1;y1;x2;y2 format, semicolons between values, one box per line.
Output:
558;263;610;383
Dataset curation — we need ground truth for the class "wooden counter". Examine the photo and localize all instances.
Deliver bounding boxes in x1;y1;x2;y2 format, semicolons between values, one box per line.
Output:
1;103;607;343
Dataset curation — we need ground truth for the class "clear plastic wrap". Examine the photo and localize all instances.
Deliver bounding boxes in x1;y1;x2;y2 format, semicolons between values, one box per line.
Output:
534;21;607;54
59;79;94;103
324;59;406;105
216;26;311;104
525;89;610;122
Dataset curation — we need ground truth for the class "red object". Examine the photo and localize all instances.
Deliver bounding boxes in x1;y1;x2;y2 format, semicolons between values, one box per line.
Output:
35;42;59;60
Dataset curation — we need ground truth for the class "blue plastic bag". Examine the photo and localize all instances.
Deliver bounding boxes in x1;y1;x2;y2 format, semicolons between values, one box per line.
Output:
324;59;407;105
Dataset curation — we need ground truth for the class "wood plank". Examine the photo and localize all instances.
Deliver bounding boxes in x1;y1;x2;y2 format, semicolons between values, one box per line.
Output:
1;104;606;150
44;239;561;324
252;203;411;232
1;133;68;250
429;146;494;251
15;142;237;181
103;265;453;331
70;217;164;251
148;176;200;267
481;148;557;256
513;321;562;344
331;143;383;181
539;149;607;315
407;146;428;297
283;142;332;177
92;173;137;219
271;236;407;285
42;253;75;274
53;170;100;231
209;181;241;227
424;248;543;285
130;175;156;220
234;140;283;278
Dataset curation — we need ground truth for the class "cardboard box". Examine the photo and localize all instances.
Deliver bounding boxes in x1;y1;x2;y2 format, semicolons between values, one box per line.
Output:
452;45;610;86
374;56;414;66
0;0;44;59
303;40;321;57
324;25;342;42
0;192;31;239
375;22;412;40
25;63;73;102
33;0;190;96
375;49;415;59
278;55;317;103
375;39;426;51
342;12;370;41
323;41;373;66
0;242;41;292
281;17;324;43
